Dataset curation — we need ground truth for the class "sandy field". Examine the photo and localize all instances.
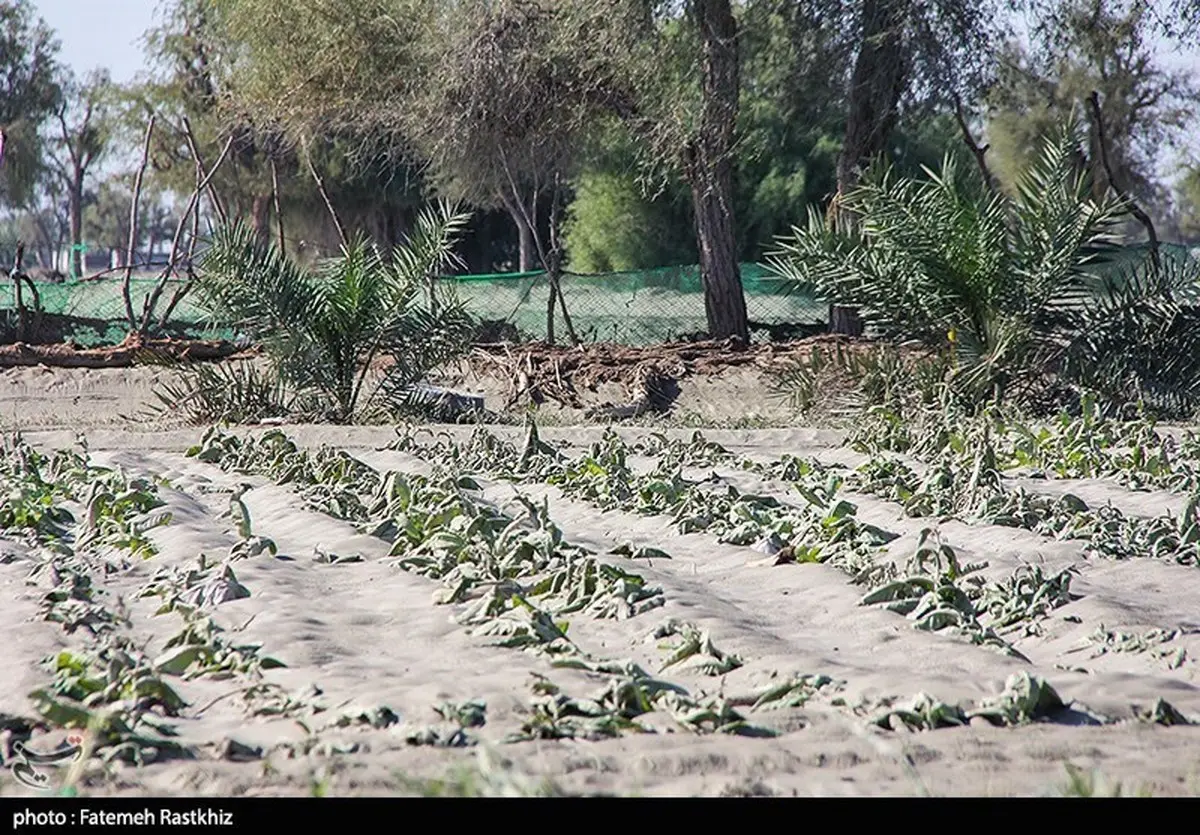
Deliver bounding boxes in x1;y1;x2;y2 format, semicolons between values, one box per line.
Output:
1;363;1199;797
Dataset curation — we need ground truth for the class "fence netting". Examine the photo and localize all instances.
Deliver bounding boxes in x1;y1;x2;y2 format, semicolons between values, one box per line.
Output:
441;263;823;344
1;245;1195;348
0;278;232;346
0;263;823;347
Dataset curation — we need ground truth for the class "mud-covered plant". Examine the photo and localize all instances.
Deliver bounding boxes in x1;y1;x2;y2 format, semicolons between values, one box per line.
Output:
38;568;127;635
978;564;1077;632
860;529;1019;657
154;605;286;680
1070;626;1188;669
743;673;844;711
187;427;379;525
650;619;743;676
0;435;172;561
872;692;968;732
965;672;1066;727
27;625;193;766
138;553;251;614
506;671;769;742
73;475;172;560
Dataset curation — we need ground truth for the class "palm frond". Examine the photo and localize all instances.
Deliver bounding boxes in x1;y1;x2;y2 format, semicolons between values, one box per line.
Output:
193;221;321;348
189;203;476;424
391;199;474;301
1061;254;1200;418
150;358;295;426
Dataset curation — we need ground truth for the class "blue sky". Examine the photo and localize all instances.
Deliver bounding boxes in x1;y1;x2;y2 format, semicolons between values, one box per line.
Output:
35;0;157;84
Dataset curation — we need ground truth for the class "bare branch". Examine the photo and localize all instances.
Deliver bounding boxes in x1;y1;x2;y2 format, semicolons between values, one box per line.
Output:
303;138;347;249
182;117;229;227
138;134;235;334
952;94;997;192
1086;90;1159;270
270;156;286;257
123;116;157;330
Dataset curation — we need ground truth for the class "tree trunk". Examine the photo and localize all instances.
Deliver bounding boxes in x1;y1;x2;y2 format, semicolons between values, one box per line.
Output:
828;0;910;336
250;193;272;247
835;0;911;202
500;192;535;272
828;304;864;337
69;180;84;279
689;172;748;341
685;0;749;343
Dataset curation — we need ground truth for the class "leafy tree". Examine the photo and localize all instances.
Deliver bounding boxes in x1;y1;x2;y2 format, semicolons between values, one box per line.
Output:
45;70;117;277
215;0;760;340
672;0;749;340
561;2;965;272
562;168;696;273
1172;162;1200;242
986;0;1200;216
830;0;1003;206
0;0;62;209
132;0;281;244
82;177;178;263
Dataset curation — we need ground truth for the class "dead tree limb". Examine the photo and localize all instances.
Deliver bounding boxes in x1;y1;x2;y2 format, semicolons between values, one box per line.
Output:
182;117;228;227
952;94;997;192
1086;91;1160;271
499;153;578;346
8;243;36;342
122;116;156;330
270;156;286;257
138;134;234;335
156;163;207;332
0;338;243;368
303;139;347;249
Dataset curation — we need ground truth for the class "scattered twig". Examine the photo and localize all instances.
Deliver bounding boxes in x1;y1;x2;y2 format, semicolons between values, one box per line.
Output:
193;686;254;717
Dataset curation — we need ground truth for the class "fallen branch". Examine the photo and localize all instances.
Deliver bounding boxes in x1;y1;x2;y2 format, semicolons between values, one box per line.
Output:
460;334;893;411
0;336;247;369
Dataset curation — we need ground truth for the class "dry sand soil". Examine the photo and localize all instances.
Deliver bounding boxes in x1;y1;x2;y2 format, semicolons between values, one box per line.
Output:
1;364;1199;797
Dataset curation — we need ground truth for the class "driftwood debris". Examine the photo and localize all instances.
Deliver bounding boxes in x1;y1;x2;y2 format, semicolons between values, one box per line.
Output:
468;334;877;415
0;334;246;369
